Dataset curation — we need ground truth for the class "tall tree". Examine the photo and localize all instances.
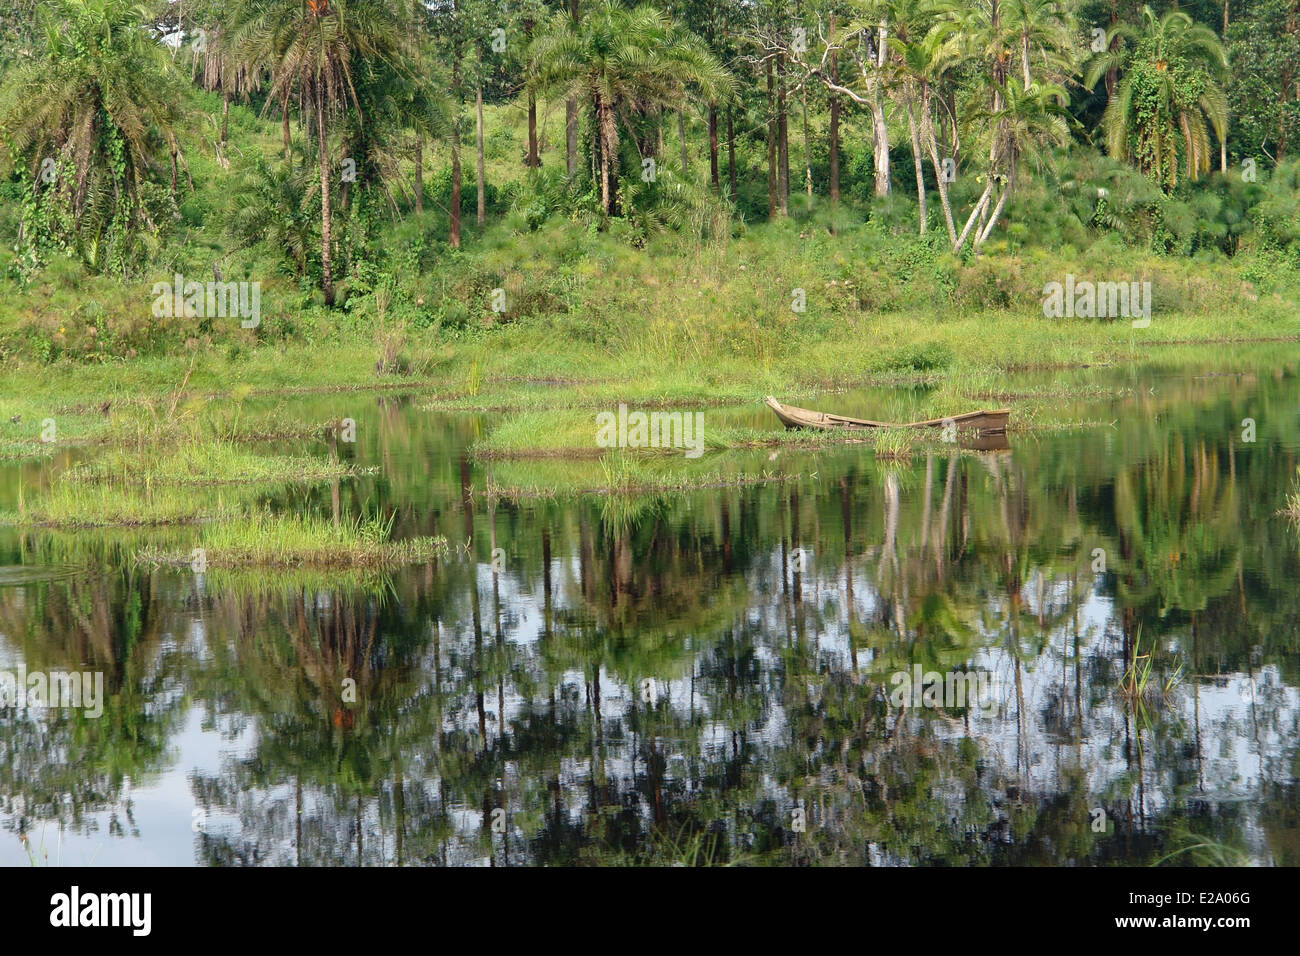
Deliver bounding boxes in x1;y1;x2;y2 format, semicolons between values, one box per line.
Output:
231;0;402;304
0;0;182;271
1085;4;1229;188
529;0;731;215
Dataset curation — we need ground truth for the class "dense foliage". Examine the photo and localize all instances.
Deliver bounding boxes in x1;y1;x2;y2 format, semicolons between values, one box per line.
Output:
0;0;1296;360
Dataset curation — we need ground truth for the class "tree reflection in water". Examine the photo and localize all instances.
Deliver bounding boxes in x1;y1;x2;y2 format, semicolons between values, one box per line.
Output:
0;367;1297;865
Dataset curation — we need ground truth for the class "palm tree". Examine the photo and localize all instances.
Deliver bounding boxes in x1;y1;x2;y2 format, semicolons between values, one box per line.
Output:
0;0;181;271
888;22;963;241
1003;0;1073;89
961;76;1071;250
528;0;731;215
1084;4;1229;189
229;0;402;305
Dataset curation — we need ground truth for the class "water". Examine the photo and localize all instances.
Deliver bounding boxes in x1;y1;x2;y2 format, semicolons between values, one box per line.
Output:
1;354;1298;866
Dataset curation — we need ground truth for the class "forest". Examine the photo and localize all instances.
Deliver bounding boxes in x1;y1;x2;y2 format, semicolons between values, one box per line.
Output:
0;0;1295;371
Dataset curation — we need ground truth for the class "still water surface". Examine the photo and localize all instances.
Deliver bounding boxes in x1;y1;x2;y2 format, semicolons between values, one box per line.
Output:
1;354;1298;865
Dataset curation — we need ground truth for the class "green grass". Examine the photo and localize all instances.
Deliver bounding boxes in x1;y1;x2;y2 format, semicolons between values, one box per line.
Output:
482;451;802;499
1;481;249;527
137;511;448;569
872;427;915;460
63;441;370;486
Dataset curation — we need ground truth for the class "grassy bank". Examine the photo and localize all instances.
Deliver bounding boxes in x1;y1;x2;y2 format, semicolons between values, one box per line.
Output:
137;513;447;569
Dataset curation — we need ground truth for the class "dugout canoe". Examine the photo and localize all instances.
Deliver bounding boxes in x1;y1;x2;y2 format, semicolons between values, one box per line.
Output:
765;396;1009;434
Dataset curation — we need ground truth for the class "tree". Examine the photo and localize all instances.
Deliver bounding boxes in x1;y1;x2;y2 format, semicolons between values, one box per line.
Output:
229;0;403;304
529;0;731;215
0;0;182;272
1085;4;1229;189
964;76;1072;248
1225;0;1300;162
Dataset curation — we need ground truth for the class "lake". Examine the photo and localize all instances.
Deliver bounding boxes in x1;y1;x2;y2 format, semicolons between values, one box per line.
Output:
1;352;1298;866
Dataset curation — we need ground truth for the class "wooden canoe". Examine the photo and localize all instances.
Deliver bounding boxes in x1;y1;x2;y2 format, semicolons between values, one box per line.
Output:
765;396;1009;434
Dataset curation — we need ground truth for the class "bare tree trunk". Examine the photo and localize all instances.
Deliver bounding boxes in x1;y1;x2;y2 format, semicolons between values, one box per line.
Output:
867;20;890;196
477;84;486;226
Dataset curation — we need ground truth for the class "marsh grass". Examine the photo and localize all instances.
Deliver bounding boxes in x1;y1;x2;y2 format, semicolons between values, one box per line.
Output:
64;441;370;486
484;452;801;499
1118;627;1183;713
137;511;448;569
872;427;915;460
3;481;248;527
1284;466;1300;518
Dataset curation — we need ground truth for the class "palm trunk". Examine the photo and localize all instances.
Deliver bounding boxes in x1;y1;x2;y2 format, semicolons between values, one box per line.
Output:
802;82;811;196
975;181;1010;248
726;107;736;201
954;178;995;253
907;92;927;234
829;17;840;224
316;92;334;307
526;18;538;168
282;89;291;160
527;93;538;168
777;54;789;213
450;136;461;247
477;84;486;226
922;85;957;244
597;94;617;215
221;89;229;145
566;0;580;176
766;60;777;219
678;110;687;172
708;103;719;190
414;138;423;215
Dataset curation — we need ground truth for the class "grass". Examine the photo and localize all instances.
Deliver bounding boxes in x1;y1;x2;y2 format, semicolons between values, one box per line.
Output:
137;511;448;569
485;455;802;499
1284;467;1300;518
2;481;249;527
63;441;370;486
872;427;915;460
1118;627;1183;711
